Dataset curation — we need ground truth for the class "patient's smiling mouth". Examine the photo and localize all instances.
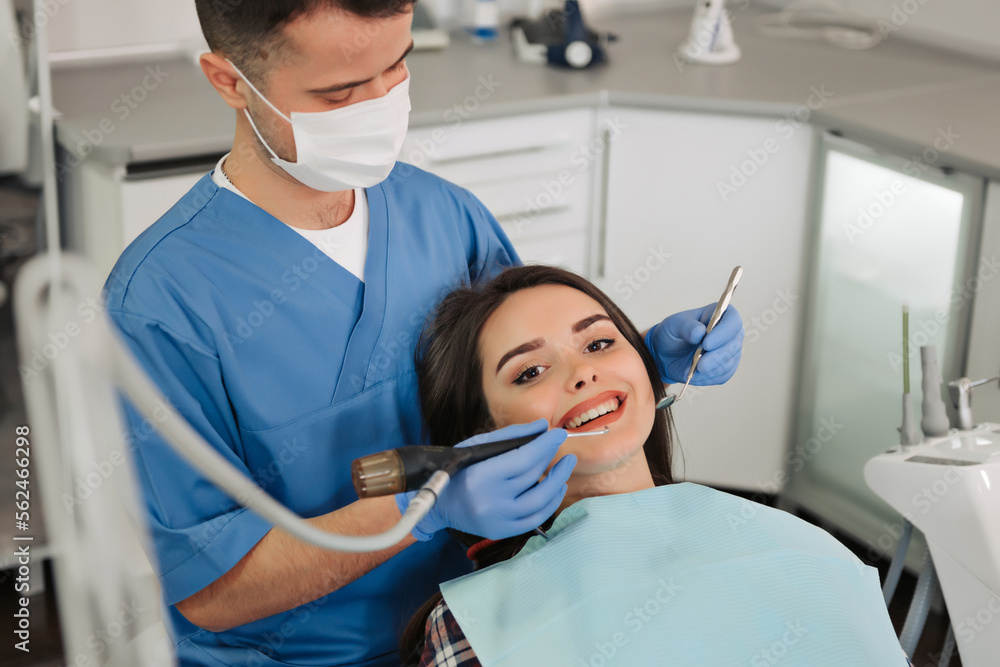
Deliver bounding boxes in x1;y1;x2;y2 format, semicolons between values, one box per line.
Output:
560;392;627;431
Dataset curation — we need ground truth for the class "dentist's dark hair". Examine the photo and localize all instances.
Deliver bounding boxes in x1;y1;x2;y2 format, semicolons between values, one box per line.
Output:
400;264;676;663
195;0;415;88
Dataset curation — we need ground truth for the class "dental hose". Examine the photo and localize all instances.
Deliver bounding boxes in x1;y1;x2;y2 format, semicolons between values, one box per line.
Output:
899;548;939;658
882;518;913;605
98;301;447;553
937;625;956;667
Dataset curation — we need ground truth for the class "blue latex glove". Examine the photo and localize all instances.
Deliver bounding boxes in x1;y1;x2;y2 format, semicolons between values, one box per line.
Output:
395;419;575;541
645;303;744;386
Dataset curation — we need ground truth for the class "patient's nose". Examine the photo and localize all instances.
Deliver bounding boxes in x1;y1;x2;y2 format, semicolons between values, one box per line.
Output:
571;365;599;390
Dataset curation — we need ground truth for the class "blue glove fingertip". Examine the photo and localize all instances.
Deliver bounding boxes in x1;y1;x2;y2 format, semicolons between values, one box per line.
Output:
551;453;577;482
684;318;707;345
394;491;412;517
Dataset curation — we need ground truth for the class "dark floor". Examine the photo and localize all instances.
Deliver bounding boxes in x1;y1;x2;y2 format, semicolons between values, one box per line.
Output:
0;177;961;666
0;176;64;665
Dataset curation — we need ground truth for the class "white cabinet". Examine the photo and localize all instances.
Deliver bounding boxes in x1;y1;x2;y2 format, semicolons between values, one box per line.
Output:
966;180;1000;423
402;109;596;275
61;158;210;281
594;107;815;490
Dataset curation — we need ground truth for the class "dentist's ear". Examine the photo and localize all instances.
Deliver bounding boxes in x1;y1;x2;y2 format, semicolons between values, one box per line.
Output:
199;52;249;110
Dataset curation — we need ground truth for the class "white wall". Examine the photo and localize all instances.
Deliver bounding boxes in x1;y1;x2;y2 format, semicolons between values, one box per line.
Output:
41;0;202;55
37;0;691;54
757;0;1000;61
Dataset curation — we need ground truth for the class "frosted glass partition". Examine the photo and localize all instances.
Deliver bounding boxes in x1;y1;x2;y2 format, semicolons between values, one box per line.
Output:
787;135;982;551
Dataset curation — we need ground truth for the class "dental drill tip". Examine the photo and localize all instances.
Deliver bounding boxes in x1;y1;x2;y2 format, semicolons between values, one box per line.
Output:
565;426;610;437
533;527;551;540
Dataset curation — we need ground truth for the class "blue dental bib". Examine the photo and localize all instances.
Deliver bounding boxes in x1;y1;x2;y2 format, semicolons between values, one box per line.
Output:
441;483;906;666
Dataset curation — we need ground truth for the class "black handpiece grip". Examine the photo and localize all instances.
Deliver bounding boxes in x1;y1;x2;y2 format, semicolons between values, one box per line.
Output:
396;434;539;492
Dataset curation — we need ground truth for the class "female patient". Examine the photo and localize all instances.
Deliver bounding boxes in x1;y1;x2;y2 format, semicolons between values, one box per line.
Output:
401;265;906;667
400;264;673;664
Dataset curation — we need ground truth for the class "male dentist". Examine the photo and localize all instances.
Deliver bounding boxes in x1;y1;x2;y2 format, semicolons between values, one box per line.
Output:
104;1;745;665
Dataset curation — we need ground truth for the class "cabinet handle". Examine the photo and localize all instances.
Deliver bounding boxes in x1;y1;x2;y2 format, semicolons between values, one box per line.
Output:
424;143;568;166
596;126;612;280
494;204;571;225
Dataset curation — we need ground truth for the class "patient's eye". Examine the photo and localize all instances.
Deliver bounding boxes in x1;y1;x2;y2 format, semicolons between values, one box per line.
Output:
513;365;544;385
585;337;616;353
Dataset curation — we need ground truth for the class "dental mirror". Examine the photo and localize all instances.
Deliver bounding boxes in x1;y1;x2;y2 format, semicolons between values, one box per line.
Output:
656;265;743;410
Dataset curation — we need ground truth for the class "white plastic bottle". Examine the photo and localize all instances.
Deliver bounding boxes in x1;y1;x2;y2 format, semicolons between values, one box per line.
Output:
469;0;499;42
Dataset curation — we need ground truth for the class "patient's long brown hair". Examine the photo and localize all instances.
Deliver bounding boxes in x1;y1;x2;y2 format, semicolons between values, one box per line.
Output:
399;265;676;664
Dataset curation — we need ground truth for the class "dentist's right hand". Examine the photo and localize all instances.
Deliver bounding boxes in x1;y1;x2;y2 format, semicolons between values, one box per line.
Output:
395;419;576;541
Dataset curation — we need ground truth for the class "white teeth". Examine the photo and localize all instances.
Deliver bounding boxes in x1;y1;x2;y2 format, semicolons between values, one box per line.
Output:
566;397;621;428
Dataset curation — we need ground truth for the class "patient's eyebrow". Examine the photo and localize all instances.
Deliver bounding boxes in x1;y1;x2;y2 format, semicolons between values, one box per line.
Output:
496;338;544;374
572;314;611;333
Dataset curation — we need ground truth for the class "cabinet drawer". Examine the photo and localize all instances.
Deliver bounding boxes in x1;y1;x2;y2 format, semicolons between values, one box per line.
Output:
404;108;594;166
479;173;590;240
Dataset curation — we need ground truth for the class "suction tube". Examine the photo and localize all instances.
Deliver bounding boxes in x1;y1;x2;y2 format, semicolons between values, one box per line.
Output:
882;518;913;605
899;549;939;657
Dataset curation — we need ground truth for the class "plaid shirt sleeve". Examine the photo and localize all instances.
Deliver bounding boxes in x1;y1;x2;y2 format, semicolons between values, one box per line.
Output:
418;598;482;667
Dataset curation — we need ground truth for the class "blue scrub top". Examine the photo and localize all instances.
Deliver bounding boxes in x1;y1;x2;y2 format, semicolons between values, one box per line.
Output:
104;163;519;666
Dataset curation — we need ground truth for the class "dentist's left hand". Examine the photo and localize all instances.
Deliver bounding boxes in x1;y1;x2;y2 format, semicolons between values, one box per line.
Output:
395;419;576;541
646;303;745;385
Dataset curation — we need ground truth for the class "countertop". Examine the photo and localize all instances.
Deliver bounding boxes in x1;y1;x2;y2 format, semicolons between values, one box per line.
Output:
52;6;1000;180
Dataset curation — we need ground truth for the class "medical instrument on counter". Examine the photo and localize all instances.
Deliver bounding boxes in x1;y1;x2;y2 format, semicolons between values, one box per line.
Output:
656;265;742;410
468;0;499;42
676;0;741;65
754;3;883;52
511;0;616;69
920;345;950;437
948;375;1000;431
899;304;920;446
352;427;609;498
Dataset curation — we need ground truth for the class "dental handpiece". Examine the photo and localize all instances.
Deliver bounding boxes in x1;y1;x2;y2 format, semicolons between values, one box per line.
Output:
352;428;609;498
